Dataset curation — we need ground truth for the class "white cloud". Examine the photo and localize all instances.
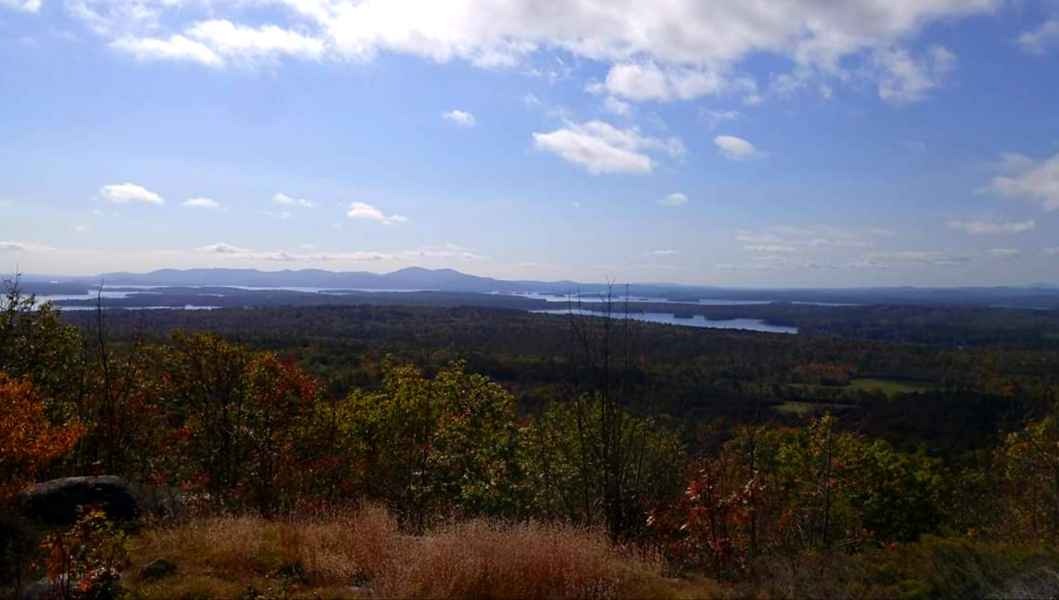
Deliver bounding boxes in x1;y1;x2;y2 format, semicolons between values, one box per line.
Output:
738;225;885;255
603;96;631;117
403;243;484;261
442;109;476;127
701;109;740;130
1018;20;1059;55
946;219;1035;235
189;20;325;61
714;135;760;160
0;240;55;253
195;242;392;262
875;45;956;105
112;19;325;67
648;249;678;256
598;62;728;102
659;192;688;207
745;244;798;254
346;201;407;225
0;0;41;13
273;192;314;208
66;1;996;103
99;182;164;205
111;35;223;67
987;152;1059;211
532;120;684;175
0;241;27;253
987;248;1020;259
197;242;251;255
183;197;221;209
862;250;971;267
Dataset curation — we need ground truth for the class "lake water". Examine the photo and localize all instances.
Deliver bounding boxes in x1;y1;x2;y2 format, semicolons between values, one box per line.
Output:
505;291;857;307
533;308;798;334
506;291;773;305
31;285;435;308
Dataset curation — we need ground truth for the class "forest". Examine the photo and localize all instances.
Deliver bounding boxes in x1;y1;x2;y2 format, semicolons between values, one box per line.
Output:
4;280;1059;599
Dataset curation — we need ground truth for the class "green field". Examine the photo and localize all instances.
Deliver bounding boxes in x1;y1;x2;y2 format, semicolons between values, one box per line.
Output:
848;377;933;395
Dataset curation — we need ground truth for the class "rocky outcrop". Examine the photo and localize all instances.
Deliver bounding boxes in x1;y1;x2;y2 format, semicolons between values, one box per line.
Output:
139;559;177;581
17;476;140;526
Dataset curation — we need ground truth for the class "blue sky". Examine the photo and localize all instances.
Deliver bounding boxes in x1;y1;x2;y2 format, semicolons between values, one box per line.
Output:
2;0;1059;286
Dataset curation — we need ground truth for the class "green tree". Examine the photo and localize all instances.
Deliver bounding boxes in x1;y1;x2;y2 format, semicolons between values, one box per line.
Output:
996;414;1059;544
523;395;685;538
334;361;524;526
0;278;85;421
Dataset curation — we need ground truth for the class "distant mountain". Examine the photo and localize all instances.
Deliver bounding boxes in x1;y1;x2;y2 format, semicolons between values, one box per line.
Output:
96;267;526;293
24;267;1059;309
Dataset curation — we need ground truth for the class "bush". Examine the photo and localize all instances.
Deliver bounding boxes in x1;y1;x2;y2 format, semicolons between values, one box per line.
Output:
745;537;1059;600
0;373;83;497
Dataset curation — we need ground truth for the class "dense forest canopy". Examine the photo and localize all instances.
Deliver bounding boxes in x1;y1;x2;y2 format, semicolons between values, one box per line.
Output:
4;277;1059;597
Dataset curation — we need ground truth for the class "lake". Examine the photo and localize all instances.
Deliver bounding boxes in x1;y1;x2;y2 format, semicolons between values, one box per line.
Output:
533;308;798;334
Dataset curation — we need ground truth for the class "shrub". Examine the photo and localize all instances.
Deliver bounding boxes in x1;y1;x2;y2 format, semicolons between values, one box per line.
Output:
0;373;83;497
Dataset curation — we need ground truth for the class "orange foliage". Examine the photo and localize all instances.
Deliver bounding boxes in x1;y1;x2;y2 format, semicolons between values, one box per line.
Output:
0;372;83;497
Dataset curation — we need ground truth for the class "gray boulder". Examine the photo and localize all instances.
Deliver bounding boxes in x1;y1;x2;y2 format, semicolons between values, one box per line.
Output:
139;559;177;581
17;476;140;526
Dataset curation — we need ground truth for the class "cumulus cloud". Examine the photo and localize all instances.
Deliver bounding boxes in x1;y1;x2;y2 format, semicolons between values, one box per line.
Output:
0;0;41;13
648;249;678;257
111;35;223;67
273;192;314;208
701;109;740;130
99;182;164;205
442;109;476;127
532;120;684;175
1018;20;1059;54
595;62;735;102
112;19;325;67
603;96;631;117
946;219;1035;235
987;152;1059;211
875;45;956;105
65;1;995;104
658;192;688;207
183;197;220;209
197;242;251;255
346;201;407;225
714;135;761;160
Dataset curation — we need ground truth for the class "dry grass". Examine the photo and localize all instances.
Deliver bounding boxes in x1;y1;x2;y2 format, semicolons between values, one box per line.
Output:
372;519;663;599
124;504;705;600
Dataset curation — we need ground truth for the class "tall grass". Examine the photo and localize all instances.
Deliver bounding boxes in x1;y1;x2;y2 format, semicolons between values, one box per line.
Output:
127;504;678;600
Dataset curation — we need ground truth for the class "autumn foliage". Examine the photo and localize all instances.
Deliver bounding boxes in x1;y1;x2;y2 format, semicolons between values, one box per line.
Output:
0;373;83;497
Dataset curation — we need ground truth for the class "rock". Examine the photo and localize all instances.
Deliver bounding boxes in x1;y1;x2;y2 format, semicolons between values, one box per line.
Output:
990;566;1059;599
140;558;177;581
19;577;60;600
17;476;140;526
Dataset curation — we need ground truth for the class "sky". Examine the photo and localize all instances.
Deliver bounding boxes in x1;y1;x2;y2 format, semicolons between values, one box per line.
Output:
2;0;1059;287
